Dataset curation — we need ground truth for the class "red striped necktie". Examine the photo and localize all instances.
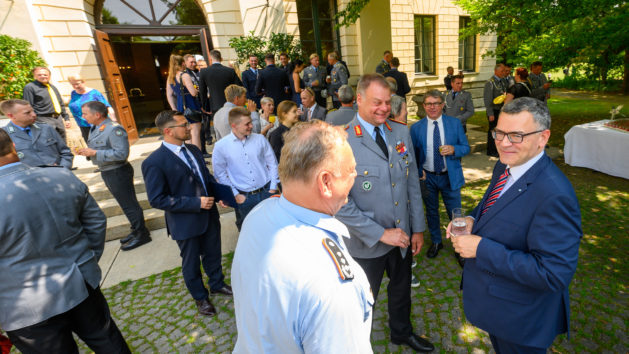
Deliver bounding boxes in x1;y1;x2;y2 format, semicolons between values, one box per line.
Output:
481;168;510;216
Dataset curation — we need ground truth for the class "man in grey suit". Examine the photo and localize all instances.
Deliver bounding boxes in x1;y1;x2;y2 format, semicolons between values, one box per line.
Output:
326;85;356;126
0;129;130;353
335;74;434;352
299;88;327;121
444;75;475;133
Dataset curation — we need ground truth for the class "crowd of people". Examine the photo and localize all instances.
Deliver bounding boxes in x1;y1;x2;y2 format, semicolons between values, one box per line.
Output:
0;48;580;354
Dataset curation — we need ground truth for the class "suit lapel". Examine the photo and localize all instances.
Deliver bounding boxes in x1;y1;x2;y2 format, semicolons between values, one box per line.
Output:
419;118;429;159
160;144;201;185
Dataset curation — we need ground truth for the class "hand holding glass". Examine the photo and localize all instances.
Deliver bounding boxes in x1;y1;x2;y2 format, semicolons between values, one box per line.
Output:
451;208;468;236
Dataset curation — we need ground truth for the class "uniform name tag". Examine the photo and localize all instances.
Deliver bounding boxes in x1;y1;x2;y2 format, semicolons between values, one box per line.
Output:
322;237;354;281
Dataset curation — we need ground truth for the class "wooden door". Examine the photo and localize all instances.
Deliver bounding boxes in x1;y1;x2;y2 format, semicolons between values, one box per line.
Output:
200;28;213;62
93;29;139;144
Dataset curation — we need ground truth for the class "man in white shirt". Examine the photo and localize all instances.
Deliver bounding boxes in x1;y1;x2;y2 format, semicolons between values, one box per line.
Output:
212;107;280;230
212;85;260;141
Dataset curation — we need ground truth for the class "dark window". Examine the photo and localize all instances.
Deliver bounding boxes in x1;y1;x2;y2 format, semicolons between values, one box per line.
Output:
459;17;476;72
296;0;340;59
414;15;435;74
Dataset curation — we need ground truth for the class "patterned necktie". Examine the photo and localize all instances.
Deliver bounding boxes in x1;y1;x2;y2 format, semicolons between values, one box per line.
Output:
375;126;388;158
433;121;444;172
45;83;61;114
24;127;31;137
181;147;205;192
481;168;510;216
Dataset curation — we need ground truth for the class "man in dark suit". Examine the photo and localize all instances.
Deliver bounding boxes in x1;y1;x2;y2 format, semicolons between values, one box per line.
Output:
384;57;411;97
241;54;263;107
255;53;290;113
198;50;243;115
410;90;470;265
299;88;326;121
0;129;129;353
142;111;233;317
449;97;582;353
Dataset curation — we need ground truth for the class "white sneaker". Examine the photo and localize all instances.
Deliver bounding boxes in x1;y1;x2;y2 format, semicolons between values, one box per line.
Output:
411;275;420;288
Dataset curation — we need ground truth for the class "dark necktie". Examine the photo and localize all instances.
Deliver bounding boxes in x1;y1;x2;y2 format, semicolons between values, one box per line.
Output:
181;147;206;192
452;91;457;100
24;127;31;137
433;121;444;173
375;126;388;158
481;168;511;216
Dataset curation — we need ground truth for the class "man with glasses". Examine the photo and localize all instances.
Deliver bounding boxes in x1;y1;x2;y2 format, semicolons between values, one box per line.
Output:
410;90;469;266
142;111;232;317
448;97;582;353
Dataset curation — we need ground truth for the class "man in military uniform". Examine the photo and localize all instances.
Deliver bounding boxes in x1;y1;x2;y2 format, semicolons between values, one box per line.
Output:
302;53;328;108
444;75;475;133
1;99;73;169
375;50;393;74
529;61;551;103
22;67;71;140
483;63;507;157
77;101;151;251
335;74;435;352
327;52;349;109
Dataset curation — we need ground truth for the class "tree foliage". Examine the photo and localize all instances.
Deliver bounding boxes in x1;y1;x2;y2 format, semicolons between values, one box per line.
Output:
0;35;46;100
334;0;370;28
229;32;302;67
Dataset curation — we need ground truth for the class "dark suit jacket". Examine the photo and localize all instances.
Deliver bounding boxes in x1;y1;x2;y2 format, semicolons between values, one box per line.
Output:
384;69;411;97
255;64;290;105
142;144;220;240
198;63;243;113
463;154;582;348
298;104;327;122
241;68;262;106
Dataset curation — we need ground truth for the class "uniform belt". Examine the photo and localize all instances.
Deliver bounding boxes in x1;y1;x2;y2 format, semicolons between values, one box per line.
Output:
237;182;270;195
424;169;448;176
39;113;61;118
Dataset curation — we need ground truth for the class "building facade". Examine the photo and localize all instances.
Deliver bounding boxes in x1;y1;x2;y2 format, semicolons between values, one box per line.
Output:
0;0;496;137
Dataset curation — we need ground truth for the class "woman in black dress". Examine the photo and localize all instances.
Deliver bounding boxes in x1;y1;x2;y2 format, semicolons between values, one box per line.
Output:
268;100;299;162
288;59;306;105
504;67;533;104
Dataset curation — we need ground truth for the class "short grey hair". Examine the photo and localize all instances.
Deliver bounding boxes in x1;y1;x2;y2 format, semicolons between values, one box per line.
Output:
423;89;443;103
338;85;354;104
260;97;274;105
494;63;505;71
391;95;406;117
501;97;551;130
357;73;389;95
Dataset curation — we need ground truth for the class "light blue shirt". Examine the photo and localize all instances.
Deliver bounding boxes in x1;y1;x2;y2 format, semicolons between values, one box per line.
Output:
212;132;279;195
0;162;21;171
500;150;545;198
162;141;207;194
356;113;387;144
232;196;374;353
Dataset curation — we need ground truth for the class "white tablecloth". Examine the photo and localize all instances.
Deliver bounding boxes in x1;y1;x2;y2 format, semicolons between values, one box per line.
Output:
564;120;629;179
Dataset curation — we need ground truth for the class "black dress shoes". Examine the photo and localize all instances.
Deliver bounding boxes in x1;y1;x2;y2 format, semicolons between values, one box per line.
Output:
195;298;216;317
120;230;151;251
426;242;443;258
119;233;134;244
392;333;435;352
211;285;233;296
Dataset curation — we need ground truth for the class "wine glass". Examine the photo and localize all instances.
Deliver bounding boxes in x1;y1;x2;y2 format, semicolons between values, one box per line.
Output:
451;208;468;236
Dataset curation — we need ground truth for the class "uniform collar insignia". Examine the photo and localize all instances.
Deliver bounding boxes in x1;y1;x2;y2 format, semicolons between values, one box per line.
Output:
354;125;363;137
99;125;106;132
384;121;392;131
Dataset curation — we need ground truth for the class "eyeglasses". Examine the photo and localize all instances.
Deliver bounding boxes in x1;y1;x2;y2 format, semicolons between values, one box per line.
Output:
423;102;443;107
492;129;545;143
167;122;190;129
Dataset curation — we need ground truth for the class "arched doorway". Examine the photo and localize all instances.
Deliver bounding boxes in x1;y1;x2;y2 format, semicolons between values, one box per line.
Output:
93;0;212;136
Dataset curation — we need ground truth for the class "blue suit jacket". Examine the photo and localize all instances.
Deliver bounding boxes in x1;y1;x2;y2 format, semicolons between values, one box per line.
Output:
409;115;470;190
142;143;220;240
463;154;582;348
241;68;262;106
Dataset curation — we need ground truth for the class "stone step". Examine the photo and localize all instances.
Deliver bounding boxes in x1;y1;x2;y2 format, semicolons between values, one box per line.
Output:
105;207;164;242
87;177;146;201
98;192;151;218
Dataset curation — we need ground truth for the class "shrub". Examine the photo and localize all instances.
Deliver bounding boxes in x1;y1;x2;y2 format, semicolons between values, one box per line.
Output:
0;35;47;100
229;31;303;68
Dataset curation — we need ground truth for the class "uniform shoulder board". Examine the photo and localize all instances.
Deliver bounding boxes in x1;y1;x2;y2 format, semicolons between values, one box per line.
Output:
388;118;407;126
344;124;350;131
328;108;337;113
322;237;354;281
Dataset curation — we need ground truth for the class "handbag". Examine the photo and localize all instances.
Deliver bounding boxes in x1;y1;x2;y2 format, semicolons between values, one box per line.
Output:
179;72;202;123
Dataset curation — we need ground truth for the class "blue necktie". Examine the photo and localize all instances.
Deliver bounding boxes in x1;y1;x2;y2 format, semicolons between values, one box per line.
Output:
181;147;206;192
24;127;31;137
433;121;444;173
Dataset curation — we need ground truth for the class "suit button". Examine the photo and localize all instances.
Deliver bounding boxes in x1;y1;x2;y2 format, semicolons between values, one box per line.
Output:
396;219;400;224
392;183;396;187
395;202;398;206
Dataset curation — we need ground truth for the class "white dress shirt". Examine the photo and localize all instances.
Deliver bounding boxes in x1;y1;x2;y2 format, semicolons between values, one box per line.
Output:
162;141;207;193
422;115;447;172
212;132;279;195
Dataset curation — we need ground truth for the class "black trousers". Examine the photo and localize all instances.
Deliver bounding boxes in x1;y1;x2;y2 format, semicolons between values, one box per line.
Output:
175;214;225;300
101;163;147;234
486;108;502;157
7;284;130;354
354;247;413;339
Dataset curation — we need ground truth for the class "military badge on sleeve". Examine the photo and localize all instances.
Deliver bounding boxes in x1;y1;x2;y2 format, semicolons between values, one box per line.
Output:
322;237;354;280
115;129;124;136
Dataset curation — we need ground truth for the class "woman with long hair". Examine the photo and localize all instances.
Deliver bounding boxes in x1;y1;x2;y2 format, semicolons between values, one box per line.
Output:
288;59;306;105
165;54;202;150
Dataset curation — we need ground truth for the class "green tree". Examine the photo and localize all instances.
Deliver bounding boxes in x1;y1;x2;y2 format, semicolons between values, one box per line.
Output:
0;35;46;100
229;32;303;68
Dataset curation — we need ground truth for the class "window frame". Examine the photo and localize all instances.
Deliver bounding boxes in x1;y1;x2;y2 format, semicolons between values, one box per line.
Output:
458;17;477;72
413;15;436;75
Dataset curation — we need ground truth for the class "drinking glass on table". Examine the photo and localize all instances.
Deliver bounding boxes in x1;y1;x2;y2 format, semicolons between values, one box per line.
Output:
451;208;468;236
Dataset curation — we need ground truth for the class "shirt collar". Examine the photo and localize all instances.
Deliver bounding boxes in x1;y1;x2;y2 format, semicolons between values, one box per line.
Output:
229;132;249;142
10;122;29;131
0;162;21;171
427;115;443;123
162;141;185;154
356;113;381;137
278;195;350;240
507;150;545;183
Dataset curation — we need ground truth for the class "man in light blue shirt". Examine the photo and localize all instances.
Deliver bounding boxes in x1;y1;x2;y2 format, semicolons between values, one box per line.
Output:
212;106;279;230
232;120;373;353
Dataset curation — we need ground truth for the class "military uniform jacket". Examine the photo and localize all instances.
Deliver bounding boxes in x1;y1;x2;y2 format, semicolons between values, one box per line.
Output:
328;62;349;100
444;90;475;125
375;60;391;74
336;116;426;259
302;65;327;92
2;123;73;169
528;73;549;101
483;76;507;114
87;118;129;171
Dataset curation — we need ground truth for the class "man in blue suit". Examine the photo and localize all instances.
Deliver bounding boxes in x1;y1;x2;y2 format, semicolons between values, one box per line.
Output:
410;90;469;263
142;110;232;318
241;55;263;107
449;97;582;353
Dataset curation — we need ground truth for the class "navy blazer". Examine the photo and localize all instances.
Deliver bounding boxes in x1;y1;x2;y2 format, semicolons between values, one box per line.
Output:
241;68;262;106
142;144;220;240
198;63;243;113
410;115;470;190
255;64;290;105
383;69;411;97
463;154;582;348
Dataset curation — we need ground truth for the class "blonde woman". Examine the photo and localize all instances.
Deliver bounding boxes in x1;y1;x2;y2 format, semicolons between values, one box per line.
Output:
68;74;116;141
166;54;202;150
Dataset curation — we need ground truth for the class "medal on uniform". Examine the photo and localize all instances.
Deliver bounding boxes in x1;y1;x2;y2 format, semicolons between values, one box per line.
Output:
460;107;464;111
362;181;372;191
395;140;408;157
